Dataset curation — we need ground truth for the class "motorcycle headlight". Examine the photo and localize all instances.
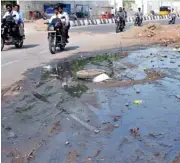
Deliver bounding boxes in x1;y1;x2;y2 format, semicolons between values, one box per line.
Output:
61;18;66;24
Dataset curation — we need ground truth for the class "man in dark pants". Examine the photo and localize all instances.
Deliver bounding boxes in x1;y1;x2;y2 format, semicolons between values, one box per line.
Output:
123;8;127;26
58;4;70;43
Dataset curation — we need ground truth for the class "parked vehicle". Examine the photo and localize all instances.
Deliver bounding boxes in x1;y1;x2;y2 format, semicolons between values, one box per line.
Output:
160;6;171;16
1;15;24;51
46;17;67;54
134;15;142;26
115;17;125;33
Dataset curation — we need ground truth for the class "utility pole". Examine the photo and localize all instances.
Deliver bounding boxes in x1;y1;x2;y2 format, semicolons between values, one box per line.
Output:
114;0;116;13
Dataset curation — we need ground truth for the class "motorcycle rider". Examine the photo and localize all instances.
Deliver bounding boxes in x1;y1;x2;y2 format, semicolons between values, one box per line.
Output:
135;7;143;25
58;4;70;43
48;7;60;23
123;8;127;26
14;4;25;38
169;8;176;24
116;7;125;24
3;4;19;22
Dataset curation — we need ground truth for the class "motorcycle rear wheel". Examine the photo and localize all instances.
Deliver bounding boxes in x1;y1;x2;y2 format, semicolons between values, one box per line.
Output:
116;24;119;33
119;25;124;32
15;39;23;48
1;37;4;51
60;44;65;51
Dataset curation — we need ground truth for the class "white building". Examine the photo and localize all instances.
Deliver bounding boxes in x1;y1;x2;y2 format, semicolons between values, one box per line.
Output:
134;0;180;14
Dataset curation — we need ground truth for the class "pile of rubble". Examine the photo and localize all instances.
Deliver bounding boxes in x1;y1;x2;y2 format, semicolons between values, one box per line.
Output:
123;24;180;45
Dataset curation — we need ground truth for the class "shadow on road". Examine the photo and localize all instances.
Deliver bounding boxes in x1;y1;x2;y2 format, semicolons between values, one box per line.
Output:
65;46;80;51
2;44;40;51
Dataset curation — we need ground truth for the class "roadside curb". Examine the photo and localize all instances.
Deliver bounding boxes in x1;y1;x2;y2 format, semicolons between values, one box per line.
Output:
69;14;180;27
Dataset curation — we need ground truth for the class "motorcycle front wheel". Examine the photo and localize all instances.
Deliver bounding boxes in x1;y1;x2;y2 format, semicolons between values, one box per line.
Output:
49;37;56;54
1;37;4;51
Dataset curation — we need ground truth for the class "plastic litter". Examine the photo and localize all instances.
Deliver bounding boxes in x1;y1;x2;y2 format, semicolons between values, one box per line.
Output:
134;100;143;105
93;73;110;83
43;65;51;70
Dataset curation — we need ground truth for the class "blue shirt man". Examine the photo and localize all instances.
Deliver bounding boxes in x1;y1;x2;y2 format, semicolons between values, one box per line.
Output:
14;4;25;37
18;10;24;23
14;4;24;24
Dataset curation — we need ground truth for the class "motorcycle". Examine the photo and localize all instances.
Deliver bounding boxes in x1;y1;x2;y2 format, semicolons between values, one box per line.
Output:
169;14;176;24
1;15;24;51
134;15;142;26
115;17;125;33
46;17;67;54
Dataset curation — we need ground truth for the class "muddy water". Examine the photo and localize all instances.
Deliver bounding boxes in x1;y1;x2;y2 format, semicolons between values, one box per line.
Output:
2;46;180;163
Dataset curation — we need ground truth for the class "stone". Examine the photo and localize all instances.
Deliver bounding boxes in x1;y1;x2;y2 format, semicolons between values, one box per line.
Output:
94;129;100;134
114;124;119;128
176;95;180;99
76;69;105;79
135;88;140;94
65;141;70;145
7;131;17;139
125;103;129;107
170;60;175;63
113;62;127;70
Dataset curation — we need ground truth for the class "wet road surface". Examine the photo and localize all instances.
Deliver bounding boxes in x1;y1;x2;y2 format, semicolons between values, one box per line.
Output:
2;46;180;163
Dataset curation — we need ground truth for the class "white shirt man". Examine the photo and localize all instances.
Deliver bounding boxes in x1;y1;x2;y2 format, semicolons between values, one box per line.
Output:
48;8;69;27
3;10;20;22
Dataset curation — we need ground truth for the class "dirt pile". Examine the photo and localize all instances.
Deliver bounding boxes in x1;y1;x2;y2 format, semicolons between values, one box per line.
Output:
123;24;180;45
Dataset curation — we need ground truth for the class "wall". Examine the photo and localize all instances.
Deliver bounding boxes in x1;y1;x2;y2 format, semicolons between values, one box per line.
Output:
18;0;112;19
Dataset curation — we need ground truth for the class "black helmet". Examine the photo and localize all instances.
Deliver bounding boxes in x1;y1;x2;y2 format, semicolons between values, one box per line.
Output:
58;3;65;9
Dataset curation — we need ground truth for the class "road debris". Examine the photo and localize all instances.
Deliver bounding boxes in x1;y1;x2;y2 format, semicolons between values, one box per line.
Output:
134;100;143;105
176;95;180;99
125;103;129;107
114;124;119;128
68;149;78;163
50;121;61;134
135;88;140;94
32;92;49;103
170;60;176;63
43;65;52;70
93;150;101;157
7;131;17;139
94;129;100;134
130;128;140;139
65;141;70;145
103;124;114;133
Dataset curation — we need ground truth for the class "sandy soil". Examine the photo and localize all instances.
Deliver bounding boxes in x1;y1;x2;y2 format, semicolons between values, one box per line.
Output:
121;24;180;47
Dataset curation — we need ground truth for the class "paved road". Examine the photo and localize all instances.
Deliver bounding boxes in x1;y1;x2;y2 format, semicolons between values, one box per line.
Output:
70;19;180;34
1;18;180;88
